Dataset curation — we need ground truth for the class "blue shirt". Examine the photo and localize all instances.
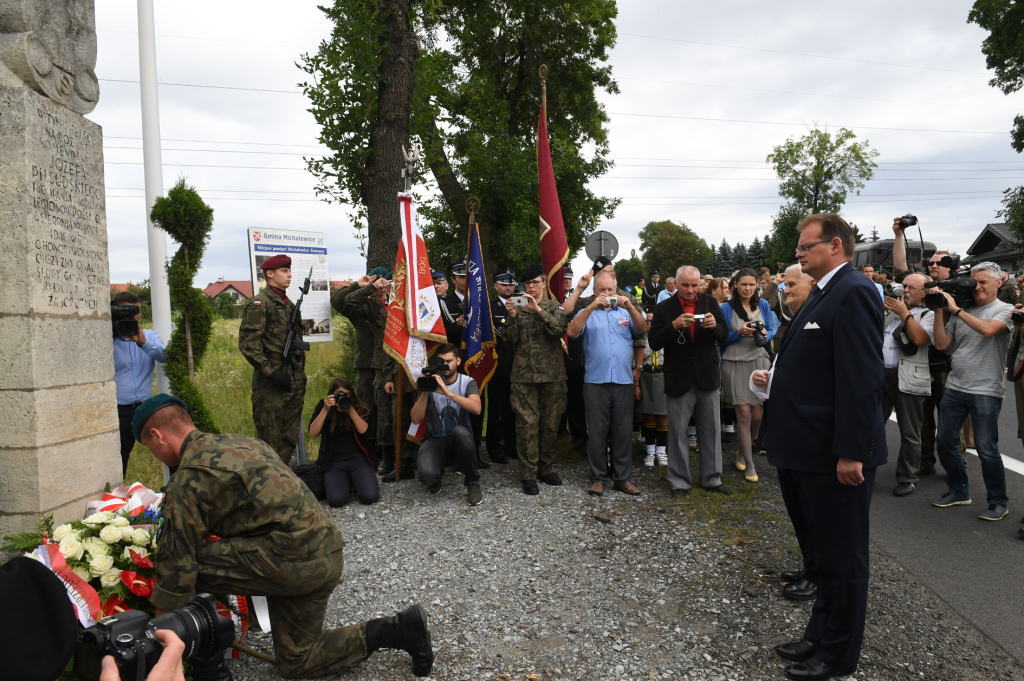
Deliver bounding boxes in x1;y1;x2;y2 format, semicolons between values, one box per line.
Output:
113;329;167;405
657;289;673;303
574;306;641;384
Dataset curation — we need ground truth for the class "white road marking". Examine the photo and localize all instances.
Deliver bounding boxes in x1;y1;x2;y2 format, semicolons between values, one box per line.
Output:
887;412;1024;476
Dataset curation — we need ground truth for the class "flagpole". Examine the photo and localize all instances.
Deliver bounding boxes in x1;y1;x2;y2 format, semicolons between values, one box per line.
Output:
395;373;403;478
540;64;547;114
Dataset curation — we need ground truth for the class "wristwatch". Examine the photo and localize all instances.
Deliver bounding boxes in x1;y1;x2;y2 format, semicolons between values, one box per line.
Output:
953;308;963;317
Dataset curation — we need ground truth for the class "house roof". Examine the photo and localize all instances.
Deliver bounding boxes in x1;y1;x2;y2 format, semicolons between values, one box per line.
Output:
966;223;1012;256
330;280;351;290
203;280;253;299
110;283;130;293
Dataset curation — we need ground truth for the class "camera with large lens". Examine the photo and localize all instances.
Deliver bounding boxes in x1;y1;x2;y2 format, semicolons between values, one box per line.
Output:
417;356;448;393
746;320;769;348
74;593;234;681
884;282;905;299
333;391;352;411
1013;310;1024;325
923;256;977;311
111;303;141;338
898;213;918;231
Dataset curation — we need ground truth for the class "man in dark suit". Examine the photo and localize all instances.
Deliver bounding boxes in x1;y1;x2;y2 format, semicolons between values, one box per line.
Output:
649;265;730;496
486;268;518;464
755;213;887;680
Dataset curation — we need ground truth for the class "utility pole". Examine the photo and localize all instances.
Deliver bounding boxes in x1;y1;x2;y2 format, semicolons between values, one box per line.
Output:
137;0;171;396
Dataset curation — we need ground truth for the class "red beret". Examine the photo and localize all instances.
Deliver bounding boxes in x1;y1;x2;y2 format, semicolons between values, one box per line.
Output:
259;254;292;270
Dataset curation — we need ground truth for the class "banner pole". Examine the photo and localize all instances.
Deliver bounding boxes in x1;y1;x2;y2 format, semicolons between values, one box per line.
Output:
395;371;404;477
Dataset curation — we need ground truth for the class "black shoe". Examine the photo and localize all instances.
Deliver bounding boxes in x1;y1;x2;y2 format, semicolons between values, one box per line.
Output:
670;488;689;498
784;658;855;680
538;472;563;486
522;480;539;495
400;463;415;480
780;569;805;584
489;452;508;465
367;604;434;677
774;639;818;662
190;656;233;681
893;482;916;497
477;457;491;470
427;481;442;494
783;578;817;602
382;471;397;483
1018;528;1024;540
703;484;731;495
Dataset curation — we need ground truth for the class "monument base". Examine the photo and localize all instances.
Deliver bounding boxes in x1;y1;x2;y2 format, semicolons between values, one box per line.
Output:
0;86;121;539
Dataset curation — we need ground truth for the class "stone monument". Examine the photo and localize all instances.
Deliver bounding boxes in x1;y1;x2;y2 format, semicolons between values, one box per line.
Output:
0;0;121;538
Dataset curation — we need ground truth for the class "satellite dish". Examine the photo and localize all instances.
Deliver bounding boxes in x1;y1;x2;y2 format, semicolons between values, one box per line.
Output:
585;230;619;262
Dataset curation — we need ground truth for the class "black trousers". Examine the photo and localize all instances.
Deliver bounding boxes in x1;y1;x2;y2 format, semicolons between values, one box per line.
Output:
470;388;485;459
793;466;876;670
561;369;588;444
323;454;379;507
117;403;140;478
920;370;947;472
776;466;817;582
485;376;517;459
417;426;479;486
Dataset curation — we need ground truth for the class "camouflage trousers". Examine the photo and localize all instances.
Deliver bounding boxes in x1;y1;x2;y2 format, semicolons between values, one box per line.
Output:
510;380;567;481
355;367;377;442
252;371;306;463
195;538;365;678
374;369;415;456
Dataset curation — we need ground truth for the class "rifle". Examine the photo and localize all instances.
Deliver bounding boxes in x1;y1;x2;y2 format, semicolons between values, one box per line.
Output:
283;266;313;368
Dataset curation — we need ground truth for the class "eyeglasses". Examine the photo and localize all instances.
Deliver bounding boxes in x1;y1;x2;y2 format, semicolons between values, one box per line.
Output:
523;278;544;286
795;239;833;254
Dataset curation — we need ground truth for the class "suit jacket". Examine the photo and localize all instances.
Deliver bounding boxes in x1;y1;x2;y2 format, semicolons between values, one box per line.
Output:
439;292;464;347
766;262;888;473
648;292;728;396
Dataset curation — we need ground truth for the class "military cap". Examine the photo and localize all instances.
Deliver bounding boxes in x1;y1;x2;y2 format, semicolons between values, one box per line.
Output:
369;266;389;278
651;270;660;276
0;556;79;681
386;270;394;279
563;265;574;278
522;263;545;282
132;393;189;443
259;253;291;270
451;259;468;276
494;268;517;285
432;270;447;281
592;255;612;272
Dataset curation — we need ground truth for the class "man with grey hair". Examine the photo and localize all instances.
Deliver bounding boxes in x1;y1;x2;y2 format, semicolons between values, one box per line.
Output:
568;270;648;495
931;261;1014;520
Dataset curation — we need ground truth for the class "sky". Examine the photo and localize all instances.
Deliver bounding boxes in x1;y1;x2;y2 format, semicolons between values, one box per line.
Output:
92;0;1024;288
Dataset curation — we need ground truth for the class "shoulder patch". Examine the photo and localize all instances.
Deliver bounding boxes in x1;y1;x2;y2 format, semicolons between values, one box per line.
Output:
252;300;262;306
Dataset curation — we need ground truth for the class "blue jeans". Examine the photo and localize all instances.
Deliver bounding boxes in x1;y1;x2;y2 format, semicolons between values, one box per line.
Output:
935;388;1008;506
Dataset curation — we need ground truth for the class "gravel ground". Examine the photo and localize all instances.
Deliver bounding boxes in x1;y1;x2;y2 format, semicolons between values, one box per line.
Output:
226;445;1024;681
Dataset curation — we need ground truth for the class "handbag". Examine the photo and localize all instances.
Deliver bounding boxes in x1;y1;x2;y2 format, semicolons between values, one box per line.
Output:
293;463;326;501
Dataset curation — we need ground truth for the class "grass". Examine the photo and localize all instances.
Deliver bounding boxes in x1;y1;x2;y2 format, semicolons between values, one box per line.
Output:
126;315;355;490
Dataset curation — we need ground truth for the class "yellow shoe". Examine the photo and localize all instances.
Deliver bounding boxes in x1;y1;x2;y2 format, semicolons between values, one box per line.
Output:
735;457;746;472
745;474;759;483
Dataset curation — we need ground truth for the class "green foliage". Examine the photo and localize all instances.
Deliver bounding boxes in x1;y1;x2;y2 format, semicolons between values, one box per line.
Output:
766;127;878;214
638;220;711;277
766;203;804;270
1;513;54;552
713;240;733;277
212;292;243;319
150;178;218;433
746;237;767;271
731;244;748;272
869;227;880;242
850;224;867;244
998;185;1024;250
969;1;1024;100
614;249;645;288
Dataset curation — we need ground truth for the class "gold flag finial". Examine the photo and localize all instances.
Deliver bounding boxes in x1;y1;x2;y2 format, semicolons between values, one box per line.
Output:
466;196;480;224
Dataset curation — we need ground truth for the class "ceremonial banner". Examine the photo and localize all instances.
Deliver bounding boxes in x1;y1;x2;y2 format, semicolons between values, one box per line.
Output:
462;218;497;390
538;92;569;302
384;193;447;381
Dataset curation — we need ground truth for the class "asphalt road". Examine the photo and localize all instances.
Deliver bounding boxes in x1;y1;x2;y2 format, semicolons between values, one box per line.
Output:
870;383;1024;665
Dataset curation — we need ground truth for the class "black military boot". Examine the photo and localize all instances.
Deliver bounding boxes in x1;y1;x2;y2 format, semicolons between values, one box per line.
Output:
189;656;233;681
380;446;397;482
365;604;433;677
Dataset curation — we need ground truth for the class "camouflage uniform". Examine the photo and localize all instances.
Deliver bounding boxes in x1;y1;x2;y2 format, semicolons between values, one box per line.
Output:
239;286;306;462
331;281;377;442
999;278;1020;306
151;431;363;678
505;298;568;481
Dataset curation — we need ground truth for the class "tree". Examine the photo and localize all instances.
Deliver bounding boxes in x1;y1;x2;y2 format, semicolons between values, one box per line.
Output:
766;203;803;270
969;1;1024;151
300;0;420;271
150;179;218;434
212;293;243;319
716;239;733;277
706;244;719;278
998;185;1024;249
731;243;748;273
766;127;878;214
638;220;711;278
747;236;767;271
614;249;645;289
850;224;867;244
869;227;880;242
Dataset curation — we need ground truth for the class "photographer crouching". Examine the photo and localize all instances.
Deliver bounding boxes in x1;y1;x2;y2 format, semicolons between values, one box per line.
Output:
930;261;1014;520
410;343;484;506
881;274;936;497
309;377;380;507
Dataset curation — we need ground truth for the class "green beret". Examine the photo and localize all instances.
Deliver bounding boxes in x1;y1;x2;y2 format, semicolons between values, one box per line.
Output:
132;394;188;443
368;266;388;278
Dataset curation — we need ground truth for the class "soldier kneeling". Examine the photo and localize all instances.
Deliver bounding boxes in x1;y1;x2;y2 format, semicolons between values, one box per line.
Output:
133;394;434;678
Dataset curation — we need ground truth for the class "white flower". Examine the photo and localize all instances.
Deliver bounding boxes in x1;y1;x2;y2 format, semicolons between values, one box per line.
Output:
83;511;113;528
124;545;149;560
110;516;130;528
72;566;91;582
100;568;122;588
89;553;115;577
58;538;84;561
22;551;44;563
82;537;107;555
130;529;150;547
98;525;123;544
52;524;73;542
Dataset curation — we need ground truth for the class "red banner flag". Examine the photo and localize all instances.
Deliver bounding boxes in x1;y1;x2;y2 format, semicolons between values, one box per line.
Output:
538;94;569;302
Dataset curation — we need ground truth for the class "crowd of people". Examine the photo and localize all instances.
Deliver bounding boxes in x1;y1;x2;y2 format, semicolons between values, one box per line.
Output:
100;212;1024;681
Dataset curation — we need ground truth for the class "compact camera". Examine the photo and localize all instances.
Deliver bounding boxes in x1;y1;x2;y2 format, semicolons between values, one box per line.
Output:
511;284;529;306
111;303;140;338
691;314;706;322
333;391;352;411
885;283;905;299
746;320;769;348
417;357;448;392
74;593;234;681
605;295;618;307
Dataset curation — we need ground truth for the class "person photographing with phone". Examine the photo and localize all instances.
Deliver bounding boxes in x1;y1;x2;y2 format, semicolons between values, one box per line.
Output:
309;377;379;507
410;344;484;505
